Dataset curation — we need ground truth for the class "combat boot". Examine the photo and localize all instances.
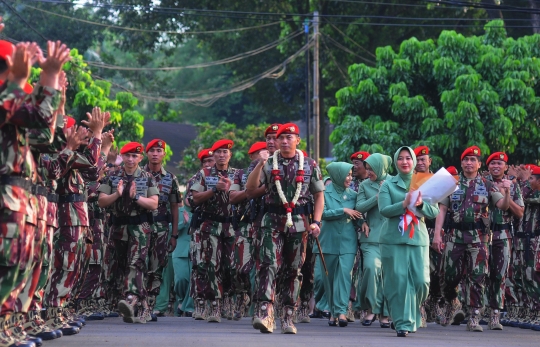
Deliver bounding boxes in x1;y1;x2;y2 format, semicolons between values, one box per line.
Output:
253;302;274;333
146;296;158;322
85;300;105;321
297;302;310;323
132;300;149;324
440;298;461;327
419;303;427;328
508;306;521;327
193;299;205;320
61;306;83;328
345;301;355;322
466;309;483;332
207;300;221;323
7;313;42;347
519;308;533;329
23;311;57;341
44;308;79;336
488;308;503;330
0;314;18;347
118;294;139;324
76;300;90;317
222;295;232;320
280;306;297;334
233;292;250;321
530;310;540;331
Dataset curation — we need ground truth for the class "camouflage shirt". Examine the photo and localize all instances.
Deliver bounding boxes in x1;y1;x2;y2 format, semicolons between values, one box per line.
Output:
46;180;58;228
519;180;540;236
143;164;181;221
486;174;524;240
441;173;503;244
349;177;366;193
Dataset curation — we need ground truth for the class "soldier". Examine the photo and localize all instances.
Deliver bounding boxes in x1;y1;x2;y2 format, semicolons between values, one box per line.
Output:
98;142;159;324
432;146;511;332
485;152;524;330
142;139;181;322
246;123;324;334
229;141;268;321
349;151;370;193
190;139;238;323
186;148;215;320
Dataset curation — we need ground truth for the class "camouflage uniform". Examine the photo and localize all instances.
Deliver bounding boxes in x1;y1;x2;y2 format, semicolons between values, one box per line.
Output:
190;165;238;319
439;174;503;318
98;166;159;310
142;164;181;312
253;152;324;333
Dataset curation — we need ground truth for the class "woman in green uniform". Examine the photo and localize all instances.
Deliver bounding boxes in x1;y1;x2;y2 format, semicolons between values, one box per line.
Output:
316;162;363;327
378;147;439;337
356;153;392;328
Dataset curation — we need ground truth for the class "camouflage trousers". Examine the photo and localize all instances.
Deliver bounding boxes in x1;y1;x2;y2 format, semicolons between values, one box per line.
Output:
1;222;35;314
487;237;512;310
103;233;123;304
0;210;26;308
146;223;170;297
234;234;255;294
506;238;529;307
299;235;316;303
521;236;540;310
30;225;55;311
255;229;307;307
189;228;200;299
44;226;88;307
440;241;488;309
79;220;106;300
429;247;443;302
195;229;235;300
350;248;361;304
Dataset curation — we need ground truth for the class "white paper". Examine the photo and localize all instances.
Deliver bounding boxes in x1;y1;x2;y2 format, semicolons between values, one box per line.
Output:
408;168;458;217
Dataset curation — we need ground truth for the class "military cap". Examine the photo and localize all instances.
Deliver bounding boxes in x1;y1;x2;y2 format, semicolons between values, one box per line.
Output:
525;164;537;170
486;152;508;166
531;166;540;175
120;142;144;154
145;138;166;153
414;146;430;157
64;116;76;129
198;148;213;161
0;40;14;61
265;123;282;137
276;123;300;138
248;141;267;154
350;151;370;161
211;139;234;152
461;146;481;161
446;166;458;175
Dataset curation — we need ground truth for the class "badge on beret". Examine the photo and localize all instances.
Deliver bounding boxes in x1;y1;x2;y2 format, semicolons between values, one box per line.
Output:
158;141;163;147
136;146;141;152
500;154;504;159
357;154;362;159
272;125;278;131
227;144;232;149
208;150;213;155
473;149;479;154
421;149;426;154
289;126;295;132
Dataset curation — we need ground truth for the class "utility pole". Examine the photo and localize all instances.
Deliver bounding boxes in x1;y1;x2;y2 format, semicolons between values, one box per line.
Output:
313;11;320;162
304;18;311;157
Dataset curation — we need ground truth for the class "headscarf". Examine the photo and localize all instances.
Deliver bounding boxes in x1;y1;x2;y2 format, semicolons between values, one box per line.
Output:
393;146;417;189
326;162;353;195
364;153;392;182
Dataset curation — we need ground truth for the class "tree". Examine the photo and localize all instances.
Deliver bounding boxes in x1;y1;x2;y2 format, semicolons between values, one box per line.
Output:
329;20;540;168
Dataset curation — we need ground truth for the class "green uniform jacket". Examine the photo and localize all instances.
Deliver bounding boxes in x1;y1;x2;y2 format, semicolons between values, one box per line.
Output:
378;175;439;246
356;178;392;244
316;183;359;255
172;206;192;258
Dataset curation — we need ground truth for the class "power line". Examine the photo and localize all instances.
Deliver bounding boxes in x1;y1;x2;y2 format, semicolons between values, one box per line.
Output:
320;35;350;83
25;4;284;35
322;33;375;65
1;0;48;40
327;22;376;58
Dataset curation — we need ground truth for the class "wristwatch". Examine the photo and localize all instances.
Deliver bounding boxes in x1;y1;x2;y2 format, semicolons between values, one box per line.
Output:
212;187;218;194
133;194;140;202
171;234;179;239
312;220;321;227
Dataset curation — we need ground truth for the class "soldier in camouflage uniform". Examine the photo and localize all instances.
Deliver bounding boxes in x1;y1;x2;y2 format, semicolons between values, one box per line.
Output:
484;152;524;330
143;139;181;321
186;149;215;320
98;142;159;324
433;146;510;332
229;142;268;321
246;123;324;334
0;40;69;347
190;139;238;323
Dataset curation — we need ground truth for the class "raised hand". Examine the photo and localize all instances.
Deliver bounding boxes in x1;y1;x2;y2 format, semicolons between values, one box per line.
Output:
102;129;115;154
65;125;87;151
81;107;106;138
6;42;31;88
38;40;71;89
116;180;125;196
129;181;137;199
216;174;231;192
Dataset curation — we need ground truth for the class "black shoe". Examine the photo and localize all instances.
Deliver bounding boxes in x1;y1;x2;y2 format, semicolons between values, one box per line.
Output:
86;312;105;321
106;312;120;318
26;336;43;347
309;310;322;319
338;319;348;327
380;321;391;328
321;311;331;319
479;319;488;325
390;321;395;330
328;319;338;326
150;313;158;322
31;330;57;341
10;340;36;347
396;330;408;337
184;312;193;318
61;325;80;336
362;318;375;326
54;329;63;338
67;320;83;328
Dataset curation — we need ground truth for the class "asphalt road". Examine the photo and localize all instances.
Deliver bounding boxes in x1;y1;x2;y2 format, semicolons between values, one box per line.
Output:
45;316;540;347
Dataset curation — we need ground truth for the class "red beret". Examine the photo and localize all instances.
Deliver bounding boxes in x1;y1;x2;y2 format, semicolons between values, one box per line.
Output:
0;40;14;61
64;116;76;129
525;164;537;170
248;141;267;155
461;146;481;161
414;146;429;157
120;142;144;154
531;166;540;175
486;152;507;166
198;149;213;161
446;166;458;176
276;123;300;138
350;151;370;161
265;123;282;137
23;83;33;94
211;139;233;152
145;139;166;153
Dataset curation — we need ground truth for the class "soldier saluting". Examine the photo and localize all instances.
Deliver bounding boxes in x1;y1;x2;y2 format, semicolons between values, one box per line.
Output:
98;142;159;324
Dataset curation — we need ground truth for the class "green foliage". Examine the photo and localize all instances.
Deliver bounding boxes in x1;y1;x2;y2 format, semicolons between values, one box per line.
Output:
177;122;269;183
329;20;540;168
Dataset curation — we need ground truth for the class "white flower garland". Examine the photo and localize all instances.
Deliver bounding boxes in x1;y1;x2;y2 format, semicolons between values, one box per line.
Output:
272;149;304;227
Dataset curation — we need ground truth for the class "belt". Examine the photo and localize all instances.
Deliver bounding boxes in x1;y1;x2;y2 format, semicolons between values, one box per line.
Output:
515;229;540;238
265;204;309;216
154;213;172;223
89;210;105;220
47;193;59;203
450;221;485;230
201;212;232;224
31;184;48;197
0;175;31;190
58;194;87;203
492;223;510;232
112;213;154;226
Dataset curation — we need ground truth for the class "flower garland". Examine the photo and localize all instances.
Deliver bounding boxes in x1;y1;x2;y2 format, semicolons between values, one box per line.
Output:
271;149;304;227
